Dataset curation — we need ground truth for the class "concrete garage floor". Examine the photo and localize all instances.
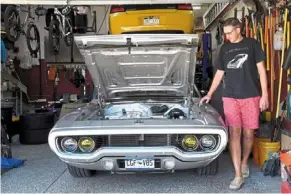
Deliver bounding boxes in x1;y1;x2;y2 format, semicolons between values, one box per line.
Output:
1;137;281;193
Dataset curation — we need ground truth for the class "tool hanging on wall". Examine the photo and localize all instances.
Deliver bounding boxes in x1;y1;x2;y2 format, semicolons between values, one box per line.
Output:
70;68;85;88
53;72;60;101
234;7;246;36
275;7;289;133
257;13;265;51
251;11;258;40
283;46;291;71
215;20;224;46
245;15;250;37
48;66;57;81
270;6;276;112
272;99;286;142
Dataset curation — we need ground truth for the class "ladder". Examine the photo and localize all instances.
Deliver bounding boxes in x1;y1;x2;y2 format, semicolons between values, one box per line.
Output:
203;2;231;30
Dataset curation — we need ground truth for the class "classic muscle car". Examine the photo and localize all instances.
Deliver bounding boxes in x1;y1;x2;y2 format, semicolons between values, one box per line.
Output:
48;34;228;177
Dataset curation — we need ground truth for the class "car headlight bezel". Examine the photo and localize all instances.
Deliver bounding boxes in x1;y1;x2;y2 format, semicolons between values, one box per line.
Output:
181;135;199;151
78;137;96;153
200;135;216;150
61;137;78;153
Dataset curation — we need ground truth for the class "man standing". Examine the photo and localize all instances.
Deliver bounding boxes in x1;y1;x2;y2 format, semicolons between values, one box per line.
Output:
200;18;269;190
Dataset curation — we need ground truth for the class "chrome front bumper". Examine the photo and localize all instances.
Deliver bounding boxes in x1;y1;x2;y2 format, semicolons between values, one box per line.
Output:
48;128;227;171
64;155;217;172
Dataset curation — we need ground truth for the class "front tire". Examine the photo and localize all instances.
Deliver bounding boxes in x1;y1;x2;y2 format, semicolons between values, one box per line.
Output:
67;165;96;177
196;157;219;176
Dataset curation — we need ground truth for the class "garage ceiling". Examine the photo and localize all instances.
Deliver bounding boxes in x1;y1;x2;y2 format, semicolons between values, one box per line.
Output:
1;0;229;5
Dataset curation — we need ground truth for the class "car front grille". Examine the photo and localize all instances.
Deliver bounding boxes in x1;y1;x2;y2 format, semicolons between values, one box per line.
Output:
108;134;170;146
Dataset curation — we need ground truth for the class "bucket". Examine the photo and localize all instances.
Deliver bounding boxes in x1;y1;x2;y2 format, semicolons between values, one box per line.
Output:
258;141;280;169
252;137;271;165
280;149;291;190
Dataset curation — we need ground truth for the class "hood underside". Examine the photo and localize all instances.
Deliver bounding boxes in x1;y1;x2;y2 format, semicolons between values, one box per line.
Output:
74;34;199;100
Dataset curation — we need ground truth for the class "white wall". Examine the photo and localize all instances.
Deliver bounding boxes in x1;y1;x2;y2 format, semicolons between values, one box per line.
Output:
209;1;254;50
6;5;109;68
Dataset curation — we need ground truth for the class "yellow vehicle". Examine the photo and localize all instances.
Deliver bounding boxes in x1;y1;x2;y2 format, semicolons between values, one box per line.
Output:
109;4;195;34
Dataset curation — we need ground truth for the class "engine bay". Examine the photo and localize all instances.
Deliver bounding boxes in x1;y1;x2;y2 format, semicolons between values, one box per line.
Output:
78;100;202;121
103;102;190;120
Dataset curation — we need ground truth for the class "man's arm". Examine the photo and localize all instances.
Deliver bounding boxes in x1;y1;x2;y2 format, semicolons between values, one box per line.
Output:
257;61;268;97
207;70;225;97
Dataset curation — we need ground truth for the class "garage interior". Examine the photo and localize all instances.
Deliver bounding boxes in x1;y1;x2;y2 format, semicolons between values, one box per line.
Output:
1;0;291;193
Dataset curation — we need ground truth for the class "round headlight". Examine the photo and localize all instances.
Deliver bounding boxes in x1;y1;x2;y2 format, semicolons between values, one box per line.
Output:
78;137;95;152
181;135;198;151
61;137;78;152
200;135;216;150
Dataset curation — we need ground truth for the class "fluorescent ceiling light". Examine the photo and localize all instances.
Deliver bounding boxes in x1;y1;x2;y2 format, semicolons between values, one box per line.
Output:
192;6;201;9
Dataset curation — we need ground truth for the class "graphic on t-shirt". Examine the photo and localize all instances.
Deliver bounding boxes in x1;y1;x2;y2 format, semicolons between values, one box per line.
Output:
227;54;248;69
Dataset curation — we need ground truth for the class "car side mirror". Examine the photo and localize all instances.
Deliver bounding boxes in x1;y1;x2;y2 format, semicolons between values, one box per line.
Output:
283;46;291;70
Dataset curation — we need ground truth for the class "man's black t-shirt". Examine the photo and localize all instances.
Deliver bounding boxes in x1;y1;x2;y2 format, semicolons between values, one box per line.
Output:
216;37;265;99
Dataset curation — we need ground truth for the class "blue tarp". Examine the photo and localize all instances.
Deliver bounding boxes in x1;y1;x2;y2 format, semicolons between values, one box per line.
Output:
1;40;7;64
1;157;25;169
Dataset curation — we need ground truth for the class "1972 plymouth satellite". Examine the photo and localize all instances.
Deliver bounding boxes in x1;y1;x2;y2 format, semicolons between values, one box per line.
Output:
48;34;228;177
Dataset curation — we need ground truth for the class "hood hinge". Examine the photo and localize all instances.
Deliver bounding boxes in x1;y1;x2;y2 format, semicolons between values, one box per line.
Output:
97;84;105;108
187;84;194;118
126;38;132;54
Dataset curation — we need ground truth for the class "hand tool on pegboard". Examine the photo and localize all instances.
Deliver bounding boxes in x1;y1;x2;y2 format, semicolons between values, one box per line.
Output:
245;15;250;37
273;7;280;116
234;7;246;36
272;99;287;141
248;8;260;40
247;9;254;38
275;7;288;136
257;13;265;51
215;19;224;45
270;5;276;112
251;10;258;40
48;65;57;81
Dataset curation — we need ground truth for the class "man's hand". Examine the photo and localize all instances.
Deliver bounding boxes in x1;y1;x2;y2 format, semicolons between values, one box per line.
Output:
199;70;225;106
257;61;268;112
259;95;269;112
199;95;211;105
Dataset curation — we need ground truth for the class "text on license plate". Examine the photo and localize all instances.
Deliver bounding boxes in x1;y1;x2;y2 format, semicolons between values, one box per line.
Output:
125;158;155;169
144;17;160;25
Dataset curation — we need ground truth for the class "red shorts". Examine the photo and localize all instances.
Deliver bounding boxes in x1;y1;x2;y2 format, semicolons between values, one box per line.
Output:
222;96;260;129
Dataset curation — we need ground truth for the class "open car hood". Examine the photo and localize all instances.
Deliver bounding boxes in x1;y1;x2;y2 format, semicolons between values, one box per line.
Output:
74;34;199;100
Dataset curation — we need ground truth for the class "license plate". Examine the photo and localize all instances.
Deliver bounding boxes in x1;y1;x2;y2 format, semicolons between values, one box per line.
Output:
144;17;159;25
125;158;155;169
